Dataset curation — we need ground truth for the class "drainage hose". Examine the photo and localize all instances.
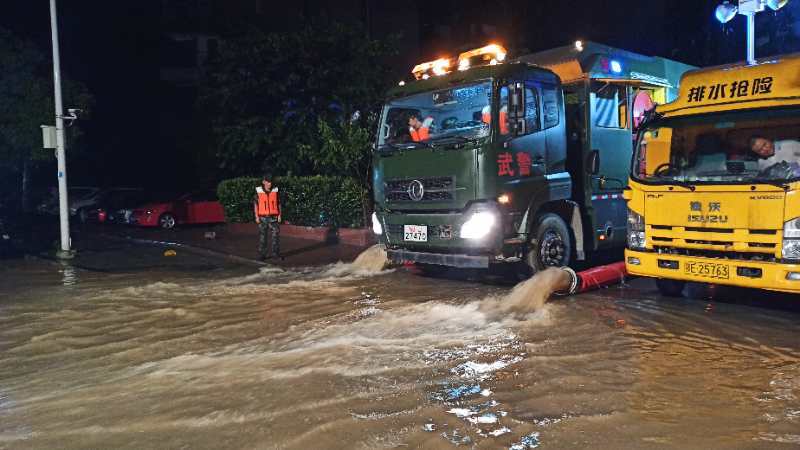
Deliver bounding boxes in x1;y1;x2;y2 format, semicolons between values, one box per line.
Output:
554;261;628;295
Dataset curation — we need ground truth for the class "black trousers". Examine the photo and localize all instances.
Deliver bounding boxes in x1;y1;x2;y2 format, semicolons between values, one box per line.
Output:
258;216;280;257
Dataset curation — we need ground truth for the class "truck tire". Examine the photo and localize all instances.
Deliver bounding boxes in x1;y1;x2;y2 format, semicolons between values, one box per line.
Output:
655;278;685;297
526;213;572;273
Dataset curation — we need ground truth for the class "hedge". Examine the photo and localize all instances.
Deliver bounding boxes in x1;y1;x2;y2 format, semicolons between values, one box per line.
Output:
217;176;365;228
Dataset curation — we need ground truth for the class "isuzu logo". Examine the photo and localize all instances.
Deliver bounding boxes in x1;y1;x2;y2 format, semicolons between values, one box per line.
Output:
408;180;425;202
688;201;727;223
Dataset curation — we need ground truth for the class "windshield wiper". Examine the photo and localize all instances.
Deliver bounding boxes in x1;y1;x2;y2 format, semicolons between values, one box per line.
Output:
753;178;790;190
654;178;696;191
429;135;474;143
380;141;435;152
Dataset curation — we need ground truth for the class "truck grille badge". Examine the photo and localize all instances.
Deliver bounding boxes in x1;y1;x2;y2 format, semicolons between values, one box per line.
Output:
407;180;425;202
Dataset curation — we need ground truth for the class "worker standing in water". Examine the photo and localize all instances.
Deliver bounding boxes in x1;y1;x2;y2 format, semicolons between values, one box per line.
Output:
254;174;281;261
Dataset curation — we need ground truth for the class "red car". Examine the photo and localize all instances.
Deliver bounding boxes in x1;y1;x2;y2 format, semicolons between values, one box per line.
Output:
132;191;226;229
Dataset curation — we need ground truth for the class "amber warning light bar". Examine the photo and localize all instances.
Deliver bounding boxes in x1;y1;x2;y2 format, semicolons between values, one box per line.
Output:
411;58;451;80
409;43;508;81
457;43;507;71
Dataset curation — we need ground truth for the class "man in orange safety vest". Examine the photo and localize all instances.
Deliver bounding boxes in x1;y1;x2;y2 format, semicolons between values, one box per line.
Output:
254;173;281;261
408;114;433;142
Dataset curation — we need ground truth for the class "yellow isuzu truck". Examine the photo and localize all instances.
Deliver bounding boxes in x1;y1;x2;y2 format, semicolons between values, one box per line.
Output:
624;54;800;295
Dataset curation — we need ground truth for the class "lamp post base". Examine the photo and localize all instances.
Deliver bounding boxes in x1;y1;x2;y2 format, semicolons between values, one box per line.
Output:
56;249;76;260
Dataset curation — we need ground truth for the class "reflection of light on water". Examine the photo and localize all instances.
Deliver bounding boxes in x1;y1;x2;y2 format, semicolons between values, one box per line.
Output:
59;262;78;286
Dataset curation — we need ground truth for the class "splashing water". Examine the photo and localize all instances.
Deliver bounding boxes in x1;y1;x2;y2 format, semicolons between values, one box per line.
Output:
350;244;389;272
481;268;571;318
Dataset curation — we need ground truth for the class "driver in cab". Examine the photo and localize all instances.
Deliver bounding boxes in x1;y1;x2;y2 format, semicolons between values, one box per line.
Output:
747;135;800;177
408;113;434;142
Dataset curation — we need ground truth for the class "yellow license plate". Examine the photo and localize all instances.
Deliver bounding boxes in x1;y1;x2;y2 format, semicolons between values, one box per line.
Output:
684;261;730;279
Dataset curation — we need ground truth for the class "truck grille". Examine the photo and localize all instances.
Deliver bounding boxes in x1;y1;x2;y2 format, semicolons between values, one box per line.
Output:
385;177;456;203
648;225;781;260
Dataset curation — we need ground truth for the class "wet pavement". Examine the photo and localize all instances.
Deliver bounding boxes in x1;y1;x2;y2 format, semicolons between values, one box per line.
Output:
1;242;800;449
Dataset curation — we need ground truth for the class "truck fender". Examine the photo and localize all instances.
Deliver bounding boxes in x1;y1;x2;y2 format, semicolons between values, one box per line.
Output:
520;199;585;261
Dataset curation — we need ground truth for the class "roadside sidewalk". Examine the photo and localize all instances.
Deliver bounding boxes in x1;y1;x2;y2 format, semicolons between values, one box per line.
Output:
97;223;370;267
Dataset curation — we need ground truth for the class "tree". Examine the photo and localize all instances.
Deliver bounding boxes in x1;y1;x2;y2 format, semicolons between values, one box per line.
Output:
201;21;397;178
0;27;92;211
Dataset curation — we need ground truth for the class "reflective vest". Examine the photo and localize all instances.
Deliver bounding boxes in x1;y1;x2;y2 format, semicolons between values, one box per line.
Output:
481;106;509;135
256;186;280;217
499;106;509;135
409;117;433;142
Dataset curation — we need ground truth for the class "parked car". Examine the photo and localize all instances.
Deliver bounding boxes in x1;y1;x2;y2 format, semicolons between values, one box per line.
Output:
37;186;100;217
87;188;148;224
131;190;226;229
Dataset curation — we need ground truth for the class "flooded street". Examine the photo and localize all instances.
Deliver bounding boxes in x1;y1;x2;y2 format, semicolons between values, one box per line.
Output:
2;248;800;449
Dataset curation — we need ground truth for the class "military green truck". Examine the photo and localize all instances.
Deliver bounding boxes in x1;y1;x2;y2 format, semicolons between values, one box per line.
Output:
371;42;694;273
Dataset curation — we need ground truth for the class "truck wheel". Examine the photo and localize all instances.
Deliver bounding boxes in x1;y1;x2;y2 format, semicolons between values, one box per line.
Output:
655;278;685;297
527;213;572;273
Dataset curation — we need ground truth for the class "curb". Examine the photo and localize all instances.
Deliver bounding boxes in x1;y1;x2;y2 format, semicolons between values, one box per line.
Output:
103;233;269;268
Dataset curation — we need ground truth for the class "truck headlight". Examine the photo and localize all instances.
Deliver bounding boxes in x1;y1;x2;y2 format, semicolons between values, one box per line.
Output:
627;210;646;250
371;212;383;235
460;211;496;239
783;218;800;259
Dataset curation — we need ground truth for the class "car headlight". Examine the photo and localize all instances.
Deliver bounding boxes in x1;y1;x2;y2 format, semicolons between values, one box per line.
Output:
783;217;800;259
371;212;383;235
627;210;646;250
460;211;496;239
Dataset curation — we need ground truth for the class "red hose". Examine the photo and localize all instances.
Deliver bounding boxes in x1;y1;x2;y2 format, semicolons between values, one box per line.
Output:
575;261;627;293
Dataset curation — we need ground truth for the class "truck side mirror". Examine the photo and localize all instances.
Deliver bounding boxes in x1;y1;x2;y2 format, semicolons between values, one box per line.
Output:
507;83;526;136
508;83;525;118
587;149;600;175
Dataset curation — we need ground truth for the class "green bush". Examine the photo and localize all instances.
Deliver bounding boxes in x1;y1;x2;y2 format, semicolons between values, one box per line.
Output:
217;176;365;228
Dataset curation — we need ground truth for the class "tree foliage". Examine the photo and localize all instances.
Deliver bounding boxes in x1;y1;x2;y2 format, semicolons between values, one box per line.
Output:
0;27;92;166
201;22;397;177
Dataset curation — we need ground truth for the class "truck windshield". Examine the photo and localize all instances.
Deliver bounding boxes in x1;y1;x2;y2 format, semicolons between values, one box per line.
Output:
632;108;800;185
377;81;492;149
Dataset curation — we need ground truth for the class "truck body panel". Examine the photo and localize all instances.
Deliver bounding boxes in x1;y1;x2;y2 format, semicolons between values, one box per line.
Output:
625;53;800;293
374;42;693;270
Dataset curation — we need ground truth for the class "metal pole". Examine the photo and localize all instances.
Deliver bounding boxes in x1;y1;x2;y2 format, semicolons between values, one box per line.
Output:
49;0;72;258
746;12;756;65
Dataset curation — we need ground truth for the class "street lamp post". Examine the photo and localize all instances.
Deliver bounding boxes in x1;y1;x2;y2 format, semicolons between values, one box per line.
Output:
49;0;73;259
715;0;791;65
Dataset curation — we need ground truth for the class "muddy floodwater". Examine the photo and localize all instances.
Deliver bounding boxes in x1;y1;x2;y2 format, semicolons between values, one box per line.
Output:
1;254;800;449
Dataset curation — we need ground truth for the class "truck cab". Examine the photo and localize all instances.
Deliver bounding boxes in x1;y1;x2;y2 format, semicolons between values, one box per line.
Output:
372;42;693;274
625;53;800;295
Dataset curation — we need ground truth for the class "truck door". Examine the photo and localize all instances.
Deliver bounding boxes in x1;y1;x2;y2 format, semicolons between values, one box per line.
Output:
588;81;631;249
499;82;547;192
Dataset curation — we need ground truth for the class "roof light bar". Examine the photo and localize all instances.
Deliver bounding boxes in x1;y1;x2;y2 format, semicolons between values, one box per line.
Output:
411;58;452;80
457;44;507;71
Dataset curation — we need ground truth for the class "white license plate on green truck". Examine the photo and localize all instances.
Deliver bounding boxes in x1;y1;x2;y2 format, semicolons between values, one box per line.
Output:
403;225;427;242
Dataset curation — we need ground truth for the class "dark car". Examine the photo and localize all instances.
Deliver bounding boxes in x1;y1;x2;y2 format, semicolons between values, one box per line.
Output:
87;188;148;224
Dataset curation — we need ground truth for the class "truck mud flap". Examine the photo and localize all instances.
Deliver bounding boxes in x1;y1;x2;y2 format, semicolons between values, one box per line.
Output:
387;249;490;269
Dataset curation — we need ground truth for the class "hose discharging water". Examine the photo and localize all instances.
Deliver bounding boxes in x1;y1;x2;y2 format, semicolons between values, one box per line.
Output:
551;262;628;296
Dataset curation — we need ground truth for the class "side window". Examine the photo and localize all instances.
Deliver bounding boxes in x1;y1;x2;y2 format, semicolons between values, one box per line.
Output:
542;85;560;129
593;83;629;129
500;83;541;137
524;87;540;133
499;86;510;136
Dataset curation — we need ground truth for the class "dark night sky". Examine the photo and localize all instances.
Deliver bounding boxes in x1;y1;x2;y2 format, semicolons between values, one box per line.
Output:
0;0;784;191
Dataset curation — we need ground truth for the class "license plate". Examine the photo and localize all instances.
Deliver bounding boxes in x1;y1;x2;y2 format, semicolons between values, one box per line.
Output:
684;261;729;279
403;225;427;242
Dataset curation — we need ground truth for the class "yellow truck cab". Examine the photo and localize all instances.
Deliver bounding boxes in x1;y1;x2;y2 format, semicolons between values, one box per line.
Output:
624;53;800;295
